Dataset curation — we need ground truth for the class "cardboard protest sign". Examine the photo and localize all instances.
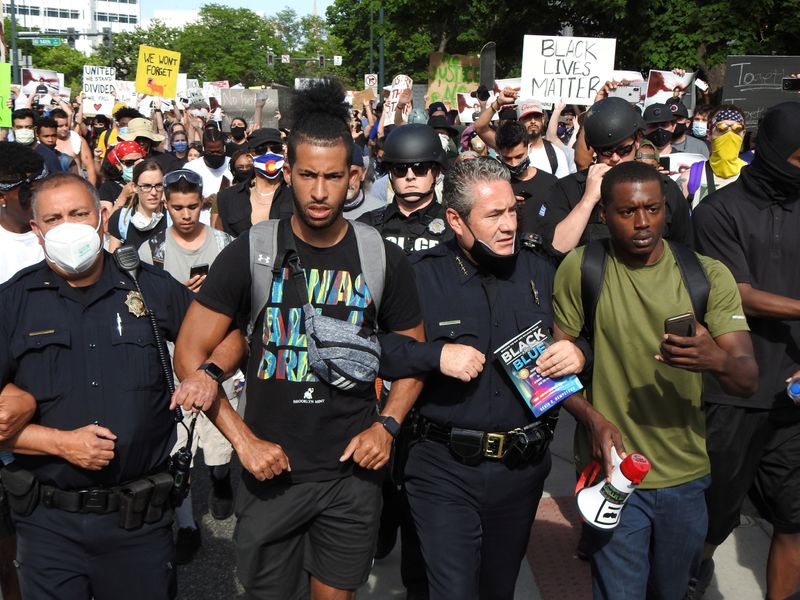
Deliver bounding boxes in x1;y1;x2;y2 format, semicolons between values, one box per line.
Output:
0;64;11;128
520;35;615;105
82;66;116;116
351;88;376;109
426;52;481;108
383;75;413;126
135;45;181;99
644;70;696;111
722;55;800;130
218;88;280;130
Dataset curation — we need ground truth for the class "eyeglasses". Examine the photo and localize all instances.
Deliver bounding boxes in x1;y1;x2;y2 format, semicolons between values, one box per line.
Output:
714;122;744;134
163;169;204;188
388;162;435;178
597;142;636;158
136;183;164;193
0;167;49;191
120;158;140;167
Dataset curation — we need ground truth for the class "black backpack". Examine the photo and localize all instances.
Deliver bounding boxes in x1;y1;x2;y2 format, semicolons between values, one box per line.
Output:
580;239;710;340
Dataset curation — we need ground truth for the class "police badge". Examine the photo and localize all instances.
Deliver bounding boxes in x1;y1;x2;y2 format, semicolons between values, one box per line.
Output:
125;291;147;317
428;218;446;235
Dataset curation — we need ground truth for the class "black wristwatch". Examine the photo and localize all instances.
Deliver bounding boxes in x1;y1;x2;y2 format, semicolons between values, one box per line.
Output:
197;362;225;384
377;415;401;438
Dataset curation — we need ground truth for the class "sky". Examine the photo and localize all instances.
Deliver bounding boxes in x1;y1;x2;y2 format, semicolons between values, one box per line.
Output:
140;0;335;21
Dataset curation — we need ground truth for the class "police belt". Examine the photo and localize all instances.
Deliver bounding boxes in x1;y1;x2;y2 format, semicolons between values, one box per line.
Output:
416;415;554;467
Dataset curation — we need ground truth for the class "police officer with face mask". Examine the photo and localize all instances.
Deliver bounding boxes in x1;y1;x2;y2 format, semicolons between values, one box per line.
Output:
0;172;242;599
358;124;454;254
378;157;591;600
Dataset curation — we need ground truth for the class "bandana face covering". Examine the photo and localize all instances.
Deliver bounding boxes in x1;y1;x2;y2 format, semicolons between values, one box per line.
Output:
253;153;284;180
710;131;746;178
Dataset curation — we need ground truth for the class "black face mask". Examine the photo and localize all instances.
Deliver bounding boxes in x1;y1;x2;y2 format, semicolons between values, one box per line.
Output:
646;128;672;149
463;221;519;278
204;154;226;169
503;156;530;179
231;126;246;141
234;167;254;182
672;123;687;140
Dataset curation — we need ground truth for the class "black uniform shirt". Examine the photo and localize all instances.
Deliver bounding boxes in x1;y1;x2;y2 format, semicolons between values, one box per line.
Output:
404;239;556;431
694;168;800;409
0;255;192;489
358;198;453;255
217;178;294;238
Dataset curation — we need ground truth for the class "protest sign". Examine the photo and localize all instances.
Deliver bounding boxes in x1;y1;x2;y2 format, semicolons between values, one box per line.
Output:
456;92;494;123
644;70;696;111
0;64;11;128
351;88;376;109
520;35;615;105
218;88;280;130
135;45;181;99
383;75;413;126
426;52;481;108
82;66;116;116
113;80;138;107
21;67;59;96
722;55;800;130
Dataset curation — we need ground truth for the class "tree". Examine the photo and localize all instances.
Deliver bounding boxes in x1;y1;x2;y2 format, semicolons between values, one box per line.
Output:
108;20;180;79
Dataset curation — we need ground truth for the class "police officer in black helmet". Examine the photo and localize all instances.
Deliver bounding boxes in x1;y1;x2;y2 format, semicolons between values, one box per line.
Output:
359;123;454;254
529;96;693;255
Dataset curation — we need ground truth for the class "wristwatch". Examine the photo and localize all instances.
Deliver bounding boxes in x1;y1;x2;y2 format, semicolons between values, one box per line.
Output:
377;415;401;438
197;362;224;384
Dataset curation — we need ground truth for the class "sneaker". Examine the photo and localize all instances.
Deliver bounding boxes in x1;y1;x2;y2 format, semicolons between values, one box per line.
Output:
175;524;201;565
209;469;234;520
684;558;715;600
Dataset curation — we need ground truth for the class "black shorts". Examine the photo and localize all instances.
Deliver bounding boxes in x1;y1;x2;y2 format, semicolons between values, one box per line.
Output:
234;472;382;600
705;403;800;544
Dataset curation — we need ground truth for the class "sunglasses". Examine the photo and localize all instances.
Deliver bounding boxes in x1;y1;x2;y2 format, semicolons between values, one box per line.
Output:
597;142;636;158
388;162;435;178
120;159;140;167
136;183;164;193
163;169;204;188
251;143;284;156
714;122;744;134
0;168;49;191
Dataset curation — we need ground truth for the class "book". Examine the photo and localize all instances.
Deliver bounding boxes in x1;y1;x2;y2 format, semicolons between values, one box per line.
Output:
494;320;584;417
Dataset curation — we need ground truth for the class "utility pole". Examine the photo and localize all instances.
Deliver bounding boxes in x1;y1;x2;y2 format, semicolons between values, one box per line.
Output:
9;0;20;83
378;5;384;90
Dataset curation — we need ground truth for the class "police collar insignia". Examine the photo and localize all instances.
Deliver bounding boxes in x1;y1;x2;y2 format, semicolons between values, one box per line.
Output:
125;291;147;318
428;218;446;235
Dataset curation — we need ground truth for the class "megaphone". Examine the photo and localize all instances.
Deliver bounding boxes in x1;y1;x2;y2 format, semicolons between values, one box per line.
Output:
575;447;651;530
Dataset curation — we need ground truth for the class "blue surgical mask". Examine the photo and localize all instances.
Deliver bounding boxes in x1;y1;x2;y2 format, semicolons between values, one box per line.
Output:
173;141;188;153
122;165;134;182
692;121;708;138
118;126;129;135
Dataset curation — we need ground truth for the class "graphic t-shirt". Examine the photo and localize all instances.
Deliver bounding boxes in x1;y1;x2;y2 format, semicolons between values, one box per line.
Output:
553;241;748;489
197;222;421;483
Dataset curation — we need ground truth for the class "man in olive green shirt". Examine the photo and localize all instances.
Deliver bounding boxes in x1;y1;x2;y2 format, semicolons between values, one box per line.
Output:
552;161;757;600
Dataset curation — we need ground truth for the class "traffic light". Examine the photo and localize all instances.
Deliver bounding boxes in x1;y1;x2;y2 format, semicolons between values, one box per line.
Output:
318;55;325;68
102;27;111;48
267;52;274;67
67;27;76;49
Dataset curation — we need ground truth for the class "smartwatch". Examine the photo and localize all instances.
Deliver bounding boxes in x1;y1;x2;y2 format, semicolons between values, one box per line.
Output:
377;415;401;438
197;362;224;384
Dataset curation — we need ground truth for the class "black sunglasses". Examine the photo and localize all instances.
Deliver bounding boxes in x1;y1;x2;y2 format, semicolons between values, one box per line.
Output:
597;142;636;158
388;162;435;178
163;169;204;188
251;143;283;155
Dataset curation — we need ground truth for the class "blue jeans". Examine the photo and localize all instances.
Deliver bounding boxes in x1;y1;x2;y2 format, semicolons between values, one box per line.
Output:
587;475;710;600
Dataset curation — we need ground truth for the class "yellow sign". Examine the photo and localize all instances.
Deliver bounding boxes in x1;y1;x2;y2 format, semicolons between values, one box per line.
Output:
135;45;181;99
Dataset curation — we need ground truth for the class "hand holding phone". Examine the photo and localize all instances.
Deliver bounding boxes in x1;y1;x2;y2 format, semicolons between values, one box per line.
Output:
664;313;696;337
189;264;209;278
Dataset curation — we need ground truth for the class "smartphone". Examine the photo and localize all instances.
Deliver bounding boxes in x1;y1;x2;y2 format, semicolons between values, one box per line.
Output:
608;85;642;103
190;264;209;278
659;156;671;171
664;313;696;337
782;78;800;92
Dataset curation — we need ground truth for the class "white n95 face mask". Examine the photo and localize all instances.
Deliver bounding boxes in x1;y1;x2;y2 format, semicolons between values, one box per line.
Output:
40;218;102;274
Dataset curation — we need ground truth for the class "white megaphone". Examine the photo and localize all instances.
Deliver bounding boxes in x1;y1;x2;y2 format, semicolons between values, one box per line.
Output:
575;447;651;530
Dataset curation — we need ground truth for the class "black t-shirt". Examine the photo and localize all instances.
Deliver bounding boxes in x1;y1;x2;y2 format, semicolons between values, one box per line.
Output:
98;179;123;203
196;223;421;484
107;208;168;249
216;178;295;237
514;169;558;236
225;139;249;157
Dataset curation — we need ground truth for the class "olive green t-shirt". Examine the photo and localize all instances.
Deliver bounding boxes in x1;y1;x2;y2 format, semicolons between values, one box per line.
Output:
554;241;748;489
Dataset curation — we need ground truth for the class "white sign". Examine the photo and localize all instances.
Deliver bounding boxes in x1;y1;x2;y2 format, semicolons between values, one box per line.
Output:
383;75;413;126
113;80;138;108
364;73;378;88
519;35;616;105
83;66;116;117
644;70;697;111
281;54;290;64
333;55;342;66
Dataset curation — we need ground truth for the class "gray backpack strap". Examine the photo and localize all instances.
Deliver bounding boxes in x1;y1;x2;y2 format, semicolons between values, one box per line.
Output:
248;220;280;337
350;220;386;316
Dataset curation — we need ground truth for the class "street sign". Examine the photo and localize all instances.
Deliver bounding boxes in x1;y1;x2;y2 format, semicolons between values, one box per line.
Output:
281;54;290;64
364;73;378;89
333;55;342;66
32;38;62;47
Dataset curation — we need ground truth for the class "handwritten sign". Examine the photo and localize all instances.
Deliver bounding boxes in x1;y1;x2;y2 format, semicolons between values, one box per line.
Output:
723;55;800;130
135;45;181;99
113;80;137;107
82;66;116;116
520;35;615;105
0;64;11;128
383;75;413;126
426;52;480;108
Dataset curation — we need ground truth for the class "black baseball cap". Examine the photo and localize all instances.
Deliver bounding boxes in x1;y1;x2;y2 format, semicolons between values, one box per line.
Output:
642;103;674;124
247;128;282;150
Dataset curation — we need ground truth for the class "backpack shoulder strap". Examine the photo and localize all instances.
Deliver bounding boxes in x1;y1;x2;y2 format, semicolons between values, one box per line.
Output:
248;219;280;337
704;160;717;195
580;239;609;340
543;139;559;174
350;220;386;316
147;228;167;269
668;241;710;325
687;160;705;196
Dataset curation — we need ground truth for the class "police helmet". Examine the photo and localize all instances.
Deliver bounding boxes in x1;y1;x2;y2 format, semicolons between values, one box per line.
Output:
381;123;446;165
583;97;644;149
